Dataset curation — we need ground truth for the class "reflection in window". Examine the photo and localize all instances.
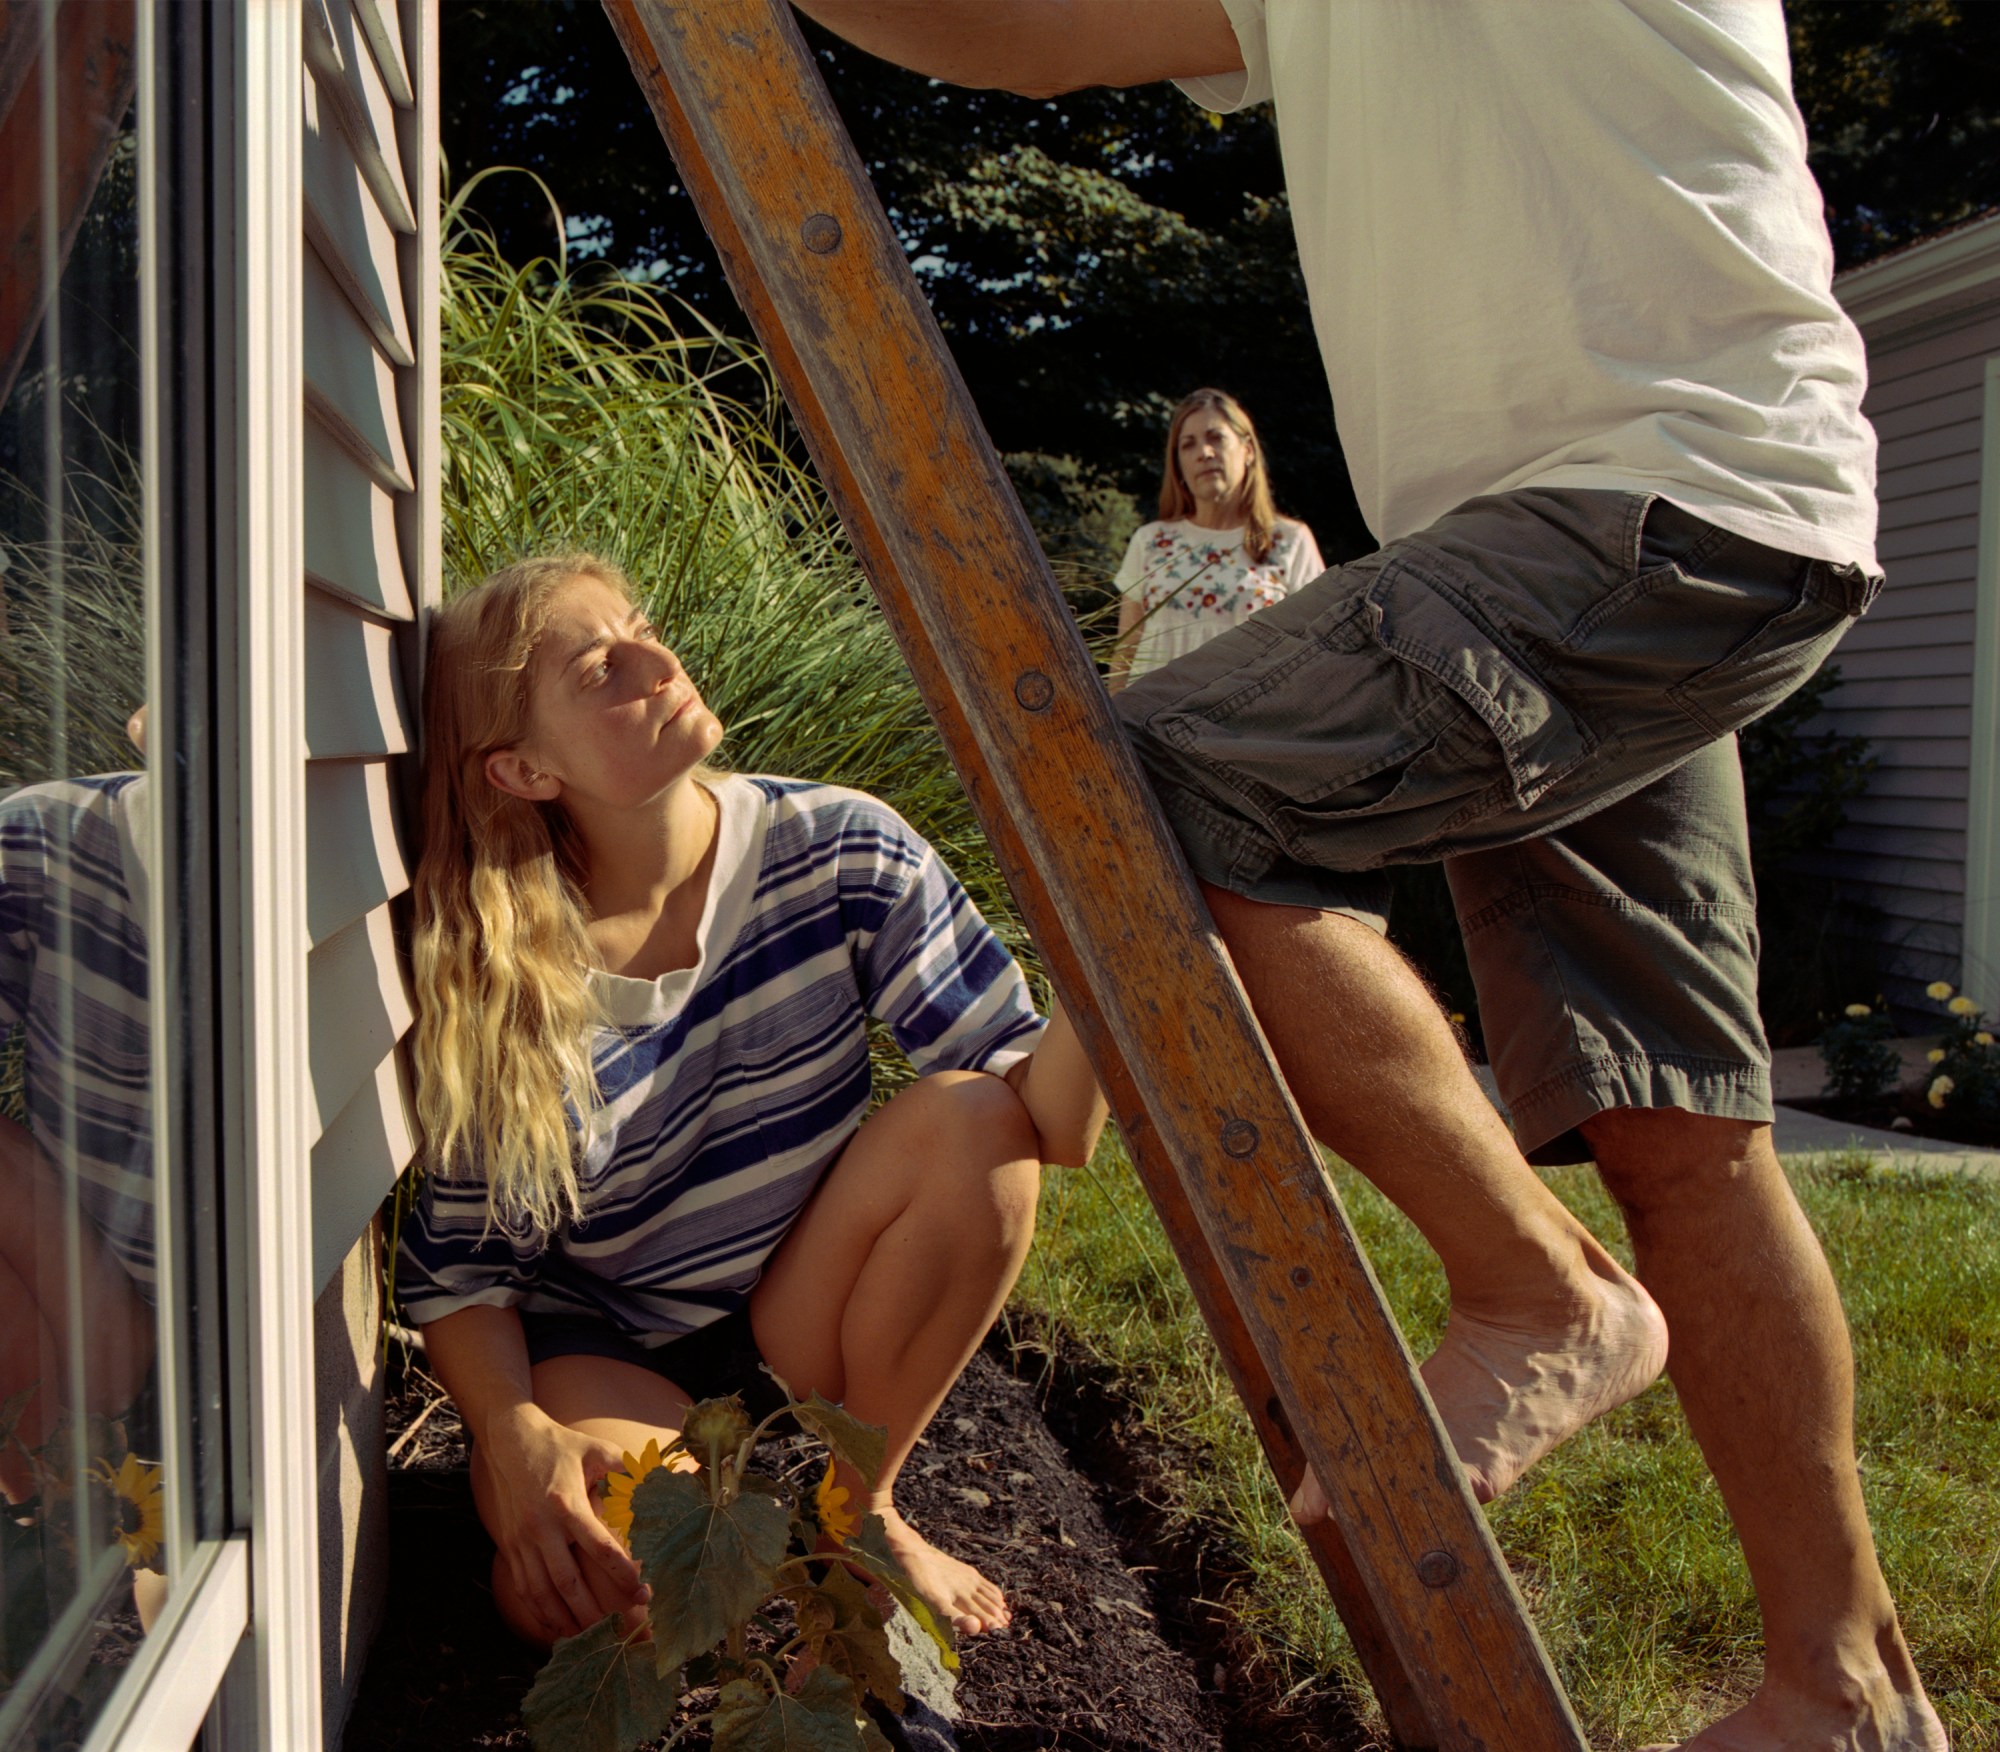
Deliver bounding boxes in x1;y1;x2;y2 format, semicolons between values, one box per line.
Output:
0;4;164;1745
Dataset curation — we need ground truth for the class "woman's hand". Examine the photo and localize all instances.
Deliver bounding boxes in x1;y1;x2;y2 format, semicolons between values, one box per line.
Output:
420;1303;648;1643
480;1400;646;1642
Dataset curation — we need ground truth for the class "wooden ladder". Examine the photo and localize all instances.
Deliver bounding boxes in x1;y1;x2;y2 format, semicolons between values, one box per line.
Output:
602;5;1590;1746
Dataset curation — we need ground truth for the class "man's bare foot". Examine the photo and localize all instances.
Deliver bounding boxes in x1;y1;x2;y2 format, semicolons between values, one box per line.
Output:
1289;1267;1667;1524
1422;1267;1668;1503
1637;1670;1949;1750
874;1504;1010;1636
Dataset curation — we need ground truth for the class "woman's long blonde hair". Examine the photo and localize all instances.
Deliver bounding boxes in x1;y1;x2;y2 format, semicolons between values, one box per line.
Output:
412;553;632;1238
1156;387;1281;564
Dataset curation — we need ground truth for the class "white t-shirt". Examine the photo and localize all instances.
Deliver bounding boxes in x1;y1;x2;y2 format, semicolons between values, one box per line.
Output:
1180;0;1879;574
1115;517;1325;678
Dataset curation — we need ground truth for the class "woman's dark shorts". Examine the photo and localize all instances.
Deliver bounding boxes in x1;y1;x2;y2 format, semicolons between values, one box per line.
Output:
520;1305;789;1422
1114;487;1880;1164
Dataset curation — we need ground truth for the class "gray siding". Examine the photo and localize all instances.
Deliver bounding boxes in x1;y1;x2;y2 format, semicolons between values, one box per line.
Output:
1805;305;2000;1011
301;3;438;1740
300;0;435;1290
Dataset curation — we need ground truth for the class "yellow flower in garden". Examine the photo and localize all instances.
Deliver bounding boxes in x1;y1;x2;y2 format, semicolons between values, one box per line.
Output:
1928;1048;1947;1065
1928;1075;1955;1110
815;1459;859;1544
1950;996;1979;1016
600;1438;667;1547
1927;981;1956;1001
1843;1003;1870;1018
1979;1033;1996;1047
92;1452;164;1568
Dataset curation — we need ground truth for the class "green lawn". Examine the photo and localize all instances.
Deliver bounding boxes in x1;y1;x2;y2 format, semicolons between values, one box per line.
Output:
1011;1144;2000;1751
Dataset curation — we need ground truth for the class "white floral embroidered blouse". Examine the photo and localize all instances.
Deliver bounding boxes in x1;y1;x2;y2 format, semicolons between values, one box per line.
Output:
1113;518;1325;680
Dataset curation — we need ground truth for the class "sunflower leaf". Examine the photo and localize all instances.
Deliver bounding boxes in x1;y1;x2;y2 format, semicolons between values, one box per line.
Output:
711;1667;885;1752
631;1466;792;1678
795;1567;906;1713
788;1395;887;1493
843;1516;958;1672
522;1615;678;1752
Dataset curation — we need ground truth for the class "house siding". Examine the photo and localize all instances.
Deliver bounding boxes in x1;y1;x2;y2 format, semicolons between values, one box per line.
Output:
1812;282;2000;1013
299;0;437;1741
300;0;435;1292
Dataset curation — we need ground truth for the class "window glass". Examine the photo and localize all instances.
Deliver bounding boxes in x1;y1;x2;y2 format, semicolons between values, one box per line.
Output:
0;5;169;1744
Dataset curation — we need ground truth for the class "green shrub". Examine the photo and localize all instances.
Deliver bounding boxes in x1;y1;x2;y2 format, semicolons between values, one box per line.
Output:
1001;449;1140;621
1916;982;2000;1141
1816;1000;1899;1102
1742;664;1879;1044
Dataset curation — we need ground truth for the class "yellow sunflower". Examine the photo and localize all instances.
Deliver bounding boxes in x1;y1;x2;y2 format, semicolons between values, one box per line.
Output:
92;1452;163;1568
600;1438;667;1547
814;1459;859;1544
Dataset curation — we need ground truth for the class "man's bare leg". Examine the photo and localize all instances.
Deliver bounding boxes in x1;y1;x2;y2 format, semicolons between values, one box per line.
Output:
1202;884;1667;1507
1585;1109;1946;1752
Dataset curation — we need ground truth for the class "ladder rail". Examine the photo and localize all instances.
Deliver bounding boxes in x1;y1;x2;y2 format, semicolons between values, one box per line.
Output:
602;4;1589;1745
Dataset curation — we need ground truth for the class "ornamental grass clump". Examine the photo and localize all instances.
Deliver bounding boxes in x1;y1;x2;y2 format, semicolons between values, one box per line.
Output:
521;1388;955;1752
1816;998;1899;1103
437;173;1039;1040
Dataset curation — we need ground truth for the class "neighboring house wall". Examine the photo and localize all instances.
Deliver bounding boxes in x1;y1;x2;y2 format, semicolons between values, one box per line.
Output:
1820;216;2000;1015
298;0;439;1739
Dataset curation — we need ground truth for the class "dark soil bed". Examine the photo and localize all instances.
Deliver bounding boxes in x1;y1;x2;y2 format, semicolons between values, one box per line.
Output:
1778;1088;2000;1149
341;1327;1368;1752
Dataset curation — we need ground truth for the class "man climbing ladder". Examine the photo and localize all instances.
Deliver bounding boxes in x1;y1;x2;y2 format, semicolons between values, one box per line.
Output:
781;5;1946;1751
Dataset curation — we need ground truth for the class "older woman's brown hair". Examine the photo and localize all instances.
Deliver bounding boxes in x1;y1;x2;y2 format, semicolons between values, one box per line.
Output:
1156;387;1280;563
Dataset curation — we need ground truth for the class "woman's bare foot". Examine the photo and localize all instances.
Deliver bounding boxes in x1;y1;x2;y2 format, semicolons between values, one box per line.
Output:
1638;1671;1949;1750
1288;1267;1668;1524
873;1503;1010;1636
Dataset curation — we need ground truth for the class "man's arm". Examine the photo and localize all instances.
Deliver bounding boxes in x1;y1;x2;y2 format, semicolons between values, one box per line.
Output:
791;0;1242;99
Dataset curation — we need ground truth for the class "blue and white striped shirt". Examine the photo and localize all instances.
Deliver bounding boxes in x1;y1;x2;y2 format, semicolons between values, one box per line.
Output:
396;776;1045;1341
0;774;155;1299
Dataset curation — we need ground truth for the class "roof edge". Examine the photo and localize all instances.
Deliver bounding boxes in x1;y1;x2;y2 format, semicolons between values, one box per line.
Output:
1834;209;2000;338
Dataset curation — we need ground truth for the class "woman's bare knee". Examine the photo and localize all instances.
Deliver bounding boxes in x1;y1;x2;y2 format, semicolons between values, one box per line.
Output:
890;1068;1035;1151
902;1074;1040;1232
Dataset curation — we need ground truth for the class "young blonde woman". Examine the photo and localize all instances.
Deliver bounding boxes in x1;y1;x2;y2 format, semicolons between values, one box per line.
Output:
396;554;1106;1651
1106;387;1324;691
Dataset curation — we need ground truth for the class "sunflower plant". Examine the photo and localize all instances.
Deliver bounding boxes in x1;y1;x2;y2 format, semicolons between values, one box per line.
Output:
521;1386;955;1752
0;1385;164;1705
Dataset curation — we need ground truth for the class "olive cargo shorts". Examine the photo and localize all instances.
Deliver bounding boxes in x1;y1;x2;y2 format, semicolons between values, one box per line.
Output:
1113;488;1880;1164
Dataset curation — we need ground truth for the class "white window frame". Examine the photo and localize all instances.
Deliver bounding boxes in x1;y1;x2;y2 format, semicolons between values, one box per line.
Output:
72;3;320;1746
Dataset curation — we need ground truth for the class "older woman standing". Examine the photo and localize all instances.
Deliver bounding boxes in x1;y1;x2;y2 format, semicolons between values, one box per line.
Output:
1106;388;1323;691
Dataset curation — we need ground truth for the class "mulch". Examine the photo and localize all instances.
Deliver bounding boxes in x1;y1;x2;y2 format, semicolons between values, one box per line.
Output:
1780;1088;2000;1150
340;1326;1371;1752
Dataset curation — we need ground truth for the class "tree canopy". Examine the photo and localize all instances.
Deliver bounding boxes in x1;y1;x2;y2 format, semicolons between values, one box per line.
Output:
443;1;2000;573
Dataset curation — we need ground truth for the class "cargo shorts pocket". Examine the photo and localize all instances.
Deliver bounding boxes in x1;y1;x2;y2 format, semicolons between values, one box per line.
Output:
1659;558;1870;740
1149;558;1594;870
1359;559;1595;812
